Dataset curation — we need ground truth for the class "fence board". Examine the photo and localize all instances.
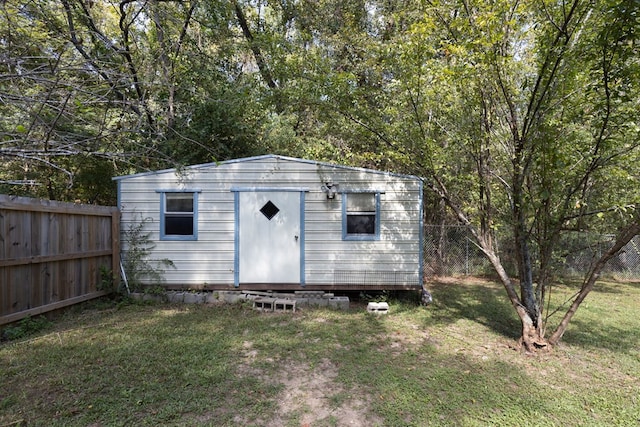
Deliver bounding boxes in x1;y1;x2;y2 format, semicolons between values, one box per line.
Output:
0;195;119;325
0;249;114;267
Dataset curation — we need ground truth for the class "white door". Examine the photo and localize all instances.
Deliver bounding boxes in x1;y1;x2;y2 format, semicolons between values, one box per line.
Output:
238;191;302;283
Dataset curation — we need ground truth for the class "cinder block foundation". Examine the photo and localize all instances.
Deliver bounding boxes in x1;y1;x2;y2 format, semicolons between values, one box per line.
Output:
162;290;350;311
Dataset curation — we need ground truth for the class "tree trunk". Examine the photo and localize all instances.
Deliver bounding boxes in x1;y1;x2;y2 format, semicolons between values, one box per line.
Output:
423;175;548;352
484;246;547;352
515;227;545;347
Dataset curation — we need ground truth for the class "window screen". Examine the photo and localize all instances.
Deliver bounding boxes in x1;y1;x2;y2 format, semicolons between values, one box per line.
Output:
345;193;378;238
163;192;196;238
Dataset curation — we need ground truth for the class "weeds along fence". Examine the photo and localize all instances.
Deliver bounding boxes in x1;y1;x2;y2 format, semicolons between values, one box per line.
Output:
424;225;640;280
0;195;120;325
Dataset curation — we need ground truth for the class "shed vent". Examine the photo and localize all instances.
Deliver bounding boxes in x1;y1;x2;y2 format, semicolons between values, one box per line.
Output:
260;200;280;220
334;270;419;287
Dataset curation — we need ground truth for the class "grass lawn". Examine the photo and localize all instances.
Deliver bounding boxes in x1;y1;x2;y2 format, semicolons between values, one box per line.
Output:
1;278;639;426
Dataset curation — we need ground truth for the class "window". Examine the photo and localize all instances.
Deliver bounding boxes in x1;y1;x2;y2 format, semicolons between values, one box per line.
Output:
159;191;198;240
343;192;380;240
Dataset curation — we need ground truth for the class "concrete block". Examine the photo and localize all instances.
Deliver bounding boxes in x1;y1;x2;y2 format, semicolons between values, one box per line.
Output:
166;292;182;303
274;299;296;312
295;298;309;307
205;292;219;304
219;291;242;304
329;296;350;310
142;294;163;303
367;302;389;314
309;297;329;307
295;291;324;296
183;292;204;304
276;293;297;300
253;297;276;311
244;291;273;298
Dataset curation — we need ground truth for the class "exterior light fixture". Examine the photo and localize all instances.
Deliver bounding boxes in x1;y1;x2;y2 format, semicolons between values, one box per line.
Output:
322;182;338;199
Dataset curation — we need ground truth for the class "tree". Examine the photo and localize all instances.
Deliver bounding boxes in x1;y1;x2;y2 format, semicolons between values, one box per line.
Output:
427;0;640;350
0;0;169;201
2;0;638;349
277;0;640;349
0;0;261;201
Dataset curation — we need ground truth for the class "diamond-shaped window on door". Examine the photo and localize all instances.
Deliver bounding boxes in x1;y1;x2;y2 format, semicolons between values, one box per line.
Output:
260;200;280;220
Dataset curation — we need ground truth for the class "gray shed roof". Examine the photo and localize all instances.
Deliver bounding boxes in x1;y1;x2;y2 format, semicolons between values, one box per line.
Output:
112;154;423;182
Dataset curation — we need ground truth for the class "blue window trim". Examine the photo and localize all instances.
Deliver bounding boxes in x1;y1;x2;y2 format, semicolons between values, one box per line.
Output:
156;189;201;241
342;191;381;241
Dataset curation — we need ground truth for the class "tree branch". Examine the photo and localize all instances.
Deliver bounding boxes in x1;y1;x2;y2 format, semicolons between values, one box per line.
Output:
549;211;640;344
61;0;142;117
521;0;583;140
233;0;277;90
119;0;155;127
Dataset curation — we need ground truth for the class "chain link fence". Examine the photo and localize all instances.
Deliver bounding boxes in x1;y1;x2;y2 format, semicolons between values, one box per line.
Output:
424;225;640;280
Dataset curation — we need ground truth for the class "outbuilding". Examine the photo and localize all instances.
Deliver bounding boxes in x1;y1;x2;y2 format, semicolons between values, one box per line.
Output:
114;155;423;291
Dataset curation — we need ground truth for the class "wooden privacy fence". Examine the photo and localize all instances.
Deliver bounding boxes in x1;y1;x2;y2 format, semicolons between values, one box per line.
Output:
0;195;120;325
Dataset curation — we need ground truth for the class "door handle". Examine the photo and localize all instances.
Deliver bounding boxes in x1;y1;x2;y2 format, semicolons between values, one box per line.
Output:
294;235;299;241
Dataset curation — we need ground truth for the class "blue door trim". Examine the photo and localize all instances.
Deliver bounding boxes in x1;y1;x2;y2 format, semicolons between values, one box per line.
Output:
232;189;306;287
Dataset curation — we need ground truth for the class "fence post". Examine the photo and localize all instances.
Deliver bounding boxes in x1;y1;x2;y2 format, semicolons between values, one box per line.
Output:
112;209;121;288
465;235;469;275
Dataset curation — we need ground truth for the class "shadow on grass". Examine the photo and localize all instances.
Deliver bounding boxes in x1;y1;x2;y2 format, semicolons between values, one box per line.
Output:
423;277;640;354
3;297;640;426
560;318;640;352
542;280;640;352
427;279;521;340
551;278;636;295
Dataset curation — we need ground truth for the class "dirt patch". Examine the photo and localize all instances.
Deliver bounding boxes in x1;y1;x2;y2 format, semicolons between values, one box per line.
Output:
236;342;383;426
269;358;382;427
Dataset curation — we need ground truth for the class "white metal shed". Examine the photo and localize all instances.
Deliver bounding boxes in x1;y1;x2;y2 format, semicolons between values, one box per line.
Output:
113;155;424;291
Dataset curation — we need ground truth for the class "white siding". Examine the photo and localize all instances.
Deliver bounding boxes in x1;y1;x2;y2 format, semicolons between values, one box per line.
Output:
116;155;422;288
